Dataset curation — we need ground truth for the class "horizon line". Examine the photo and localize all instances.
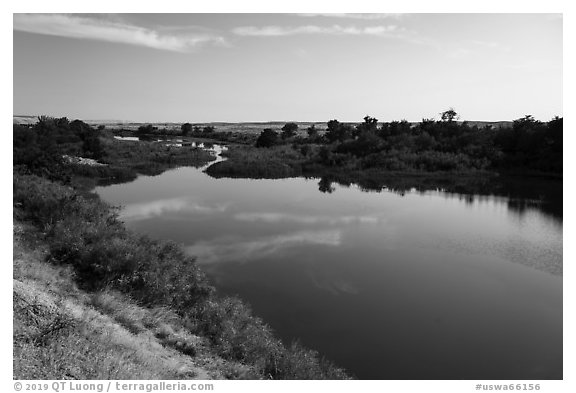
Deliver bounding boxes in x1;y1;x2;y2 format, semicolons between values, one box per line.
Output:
14;114;559;125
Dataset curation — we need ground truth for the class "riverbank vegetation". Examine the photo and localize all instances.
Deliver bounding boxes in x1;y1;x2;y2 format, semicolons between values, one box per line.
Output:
207;111;562;179
14;117;215;189
13;117;349;380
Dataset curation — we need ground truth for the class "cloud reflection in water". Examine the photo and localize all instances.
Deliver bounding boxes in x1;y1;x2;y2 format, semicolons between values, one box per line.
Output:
234;212;379;225
120;197;228;220
186;230;342;264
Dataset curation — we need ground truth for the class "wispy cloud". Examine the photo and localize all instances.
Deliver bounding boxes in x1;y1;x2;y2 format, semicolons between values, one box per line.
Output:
233;24;400;37
297;13;404;20
13;14;226;53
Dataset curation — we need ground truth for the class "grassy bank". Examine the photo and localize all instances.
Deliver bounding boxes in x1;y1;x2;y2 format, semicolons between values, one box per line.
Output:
205;144;304;179
13;172;349;380
14;221;237;379
205;143;561;187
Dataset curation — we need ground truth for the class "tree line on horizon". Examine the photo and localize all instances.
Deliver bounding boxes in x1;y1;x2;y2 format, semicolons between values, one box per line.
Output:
254;109;562;174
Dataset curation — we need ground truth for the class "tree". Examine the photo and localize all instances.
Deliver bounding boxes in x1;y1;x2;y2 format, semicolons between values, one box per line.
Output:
256;129;278;148
325;119;352;143
181;123;193;136
355;115;379;137
327;119;340;134
203;125;215;134
137;124;157;135
70;119;92;138
281;122;298;139
306;124;319;139
337;129;382;156
440;108;459;122
35;116;58;136
69;120;104;159
82;134;105;159
318;176;335;193
547;116;562;152
513;115;539;130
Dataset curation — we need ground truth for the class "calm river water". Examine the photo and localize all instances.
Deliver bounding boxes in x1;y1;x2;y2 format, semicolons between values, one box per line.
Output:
95;149;562;379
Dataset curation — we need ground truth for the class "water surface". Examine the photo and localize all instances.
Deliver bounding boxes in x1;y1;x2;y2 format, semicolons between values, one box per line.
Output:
95;159;562;379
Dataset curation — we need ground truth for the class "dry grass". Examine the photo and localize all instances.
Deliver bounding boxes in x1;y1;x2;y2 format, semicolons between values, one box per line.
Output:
13;222;252;380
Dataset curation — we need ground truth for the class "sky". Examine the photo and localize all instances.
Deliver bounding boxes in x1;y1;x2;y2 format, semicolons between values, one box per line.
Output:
13;13;563;123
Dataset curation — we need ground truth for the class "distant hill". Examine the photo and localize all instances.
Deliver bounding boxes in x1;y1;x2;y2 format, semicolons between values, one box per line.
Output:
461;121;513;129
13;116;513;131
13;115;38;125
13;116;134;126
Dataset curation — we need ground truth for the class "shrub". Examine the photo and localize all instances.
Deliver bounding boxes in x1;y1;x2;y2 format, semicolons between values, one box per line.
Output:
203;125;216;134
181;123;193;135
137;124;157;135
255;129;278;148
281;123;298;140
306;124;318;140
13;174;75;226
